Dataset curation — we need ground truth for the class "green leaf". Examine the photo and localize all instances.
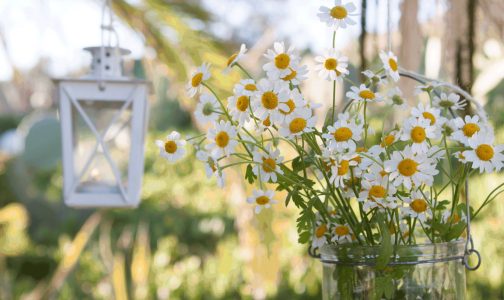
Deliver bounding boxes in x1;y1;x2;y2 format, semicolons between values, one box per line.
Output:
376;213;392;270
298;230;311;244
245;164;256;184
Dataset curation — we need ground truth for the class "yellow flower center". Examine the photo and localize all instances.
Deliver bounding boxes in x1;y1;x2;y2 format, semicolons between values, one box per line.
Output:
226;53;238;67
324;58;338;70
164;141;177;154
282;68;297;81
381;134;395;147
398;159;418;177
422;112;436;125
359;90;375;100
411;126;426;143
379;170;388;177
335;225;350;236
263;117;271;127
330;6;348;19
215;131;230;148
280;99;296;115
462;123;480;137
410;199;428;213
236;96;249;112
256;196;270;205
315;224;327;238
274;53;290;69
476;144;494;161
369;185;386;199
333;127;353;142
262;157;277;173
261;91;279;109
337;160;350;176
191;72;203;87
289;118;307;134
389;58;398;71
244;83;257;91
449;212;461;224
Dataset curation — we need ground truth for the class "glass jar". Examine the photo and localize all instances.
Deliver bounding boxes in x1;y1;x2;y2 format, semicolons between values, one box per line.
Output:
320;241;466;300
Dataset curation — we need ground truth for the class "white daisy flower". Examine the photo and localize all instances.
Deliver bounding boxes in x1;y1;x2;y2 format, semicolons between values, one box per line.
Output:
246;189;278;214
451;115;487;145
462;132;504;173
263;42;299;80
330;223;353;243
442;209;467;225
196;150;226;188
453;151;468;164
253;79;289;125
318;0;358;30
379;51;400;82
402;190;432;223
205;120;239;158
252;144;284;183
186;63;211;97
279;64;309;86
358;178;397;212
323;113;363;152
363;160;390;183
155;131;186;163
380;130;398;148
278;109;317;139
387;87;408;109
346;84;384;103
223;43;247;74
384;145;439;189
277;89;310;124
314;48;349;81
194;93;220;125
411;103;445;128
328;154;359;188
400;117;439;154
312;222;329;249
227;93;251;126
414;81;443;95
233;79;260;97
432;93;467;111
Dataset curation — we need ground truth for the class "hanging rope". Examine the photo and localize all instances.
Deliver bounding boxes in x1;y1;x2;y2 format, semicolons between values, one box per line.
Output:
387;0;392;52
98;0;120;90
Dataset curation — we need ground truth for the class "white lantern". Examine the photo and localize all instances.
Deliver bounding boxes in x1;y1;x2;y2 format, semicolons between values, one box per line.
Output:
55;46;150;208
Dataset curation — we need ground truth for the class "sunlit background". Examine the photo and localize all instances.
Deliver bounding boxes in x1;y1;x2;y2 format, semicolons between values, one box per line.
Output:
0;0;503;299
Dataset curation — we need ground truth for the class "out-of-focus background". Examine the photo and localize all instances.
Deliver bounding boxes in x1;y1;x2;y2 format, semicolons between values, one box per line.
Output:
0;0;503;299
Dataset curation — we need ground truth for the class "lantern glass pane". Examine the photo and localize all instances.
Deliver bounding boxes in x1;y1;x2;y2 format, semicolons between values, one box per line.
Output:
72;99;132;194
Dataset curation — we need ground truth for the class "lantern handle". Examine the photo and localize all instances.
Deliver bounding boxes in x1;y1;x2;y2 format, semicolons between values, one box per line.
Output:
99;0;121;90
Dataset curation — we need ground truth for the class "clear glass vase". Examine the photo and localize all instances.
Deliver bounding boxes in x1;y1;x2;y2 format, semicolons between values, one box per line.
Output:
320;241;466;300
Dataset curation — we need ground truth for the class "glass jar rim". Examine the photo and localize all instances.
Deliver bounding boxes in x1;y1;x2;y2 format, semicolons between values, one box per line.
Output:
319;240;466;266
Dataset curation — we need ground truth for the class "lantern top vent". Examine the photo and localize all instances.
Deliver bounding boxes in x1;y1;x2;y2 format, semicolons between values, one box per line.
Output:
83;46;131;79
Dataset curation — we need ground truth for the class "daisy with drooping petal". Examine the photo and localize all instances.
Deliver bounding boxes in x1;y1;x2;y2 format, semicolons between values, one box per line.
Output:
233;79;259;97
278;109;317;139
433;92;467;111
400;117;439;154
414;81;443;95
263;42;299;80
330;223;353;243
379;51;400;82
186;63;211;97
411;103;445;128
385;145;439;189
314;49;349;81
196;150;226;187
451;115;487;145
318;0;358;30
205;120;239;158
312;221;329;249
155;131;186;163
227;93;251;126
223;44;247;74
247;189;278;214
195;93;221;125
387;87;408;109
346;84;384;103
252;145;284;183
280;64;309;86
329;154;359;188
362;70;384;86
402;190;432;222
462;132;504;173
253;79;289;125
323;113;363;152
277;89;310;124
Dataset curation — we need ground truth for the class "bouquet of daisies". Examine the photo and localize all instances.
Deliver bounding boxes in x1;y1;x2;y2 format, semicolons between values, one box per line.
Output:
156;1;504;252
